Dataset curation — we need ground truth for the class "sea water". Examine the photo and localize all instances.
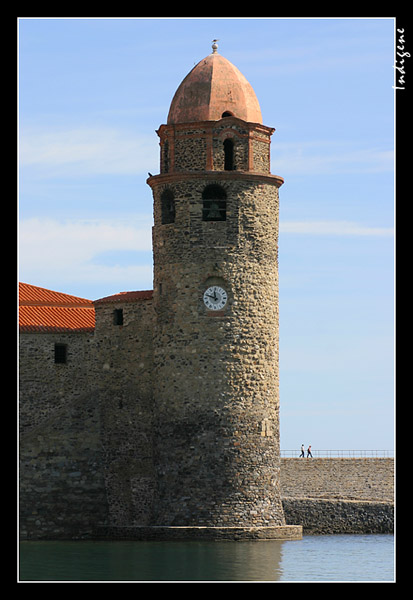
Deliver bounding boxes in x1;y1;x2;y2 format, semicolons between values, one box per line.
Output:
19;534;394;582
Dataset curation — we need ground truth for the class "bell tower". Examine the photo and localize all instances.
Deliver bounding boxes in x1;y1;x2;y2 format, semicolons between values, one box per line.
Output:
147;43;301;539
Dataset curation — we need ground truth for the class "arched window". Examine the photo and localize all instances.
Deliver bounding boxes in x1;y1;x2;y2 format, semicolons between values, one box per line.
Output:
202;184;227;222
221;111;233;118
223;138;235;171
161;189;175;224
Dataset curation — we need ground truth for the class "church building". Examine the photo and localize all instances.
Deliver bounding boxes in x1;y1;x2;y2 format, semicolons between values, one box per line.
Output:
19;43;302;541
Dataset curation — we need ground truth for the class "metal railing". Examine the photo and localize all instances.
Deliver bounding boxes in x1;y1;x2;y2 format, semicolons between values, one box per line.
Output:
281;449;394;458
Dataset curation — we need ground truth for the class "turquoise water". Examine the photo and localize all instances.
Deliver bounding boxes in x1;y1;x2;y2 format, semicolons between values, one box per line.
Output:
19;534;394;582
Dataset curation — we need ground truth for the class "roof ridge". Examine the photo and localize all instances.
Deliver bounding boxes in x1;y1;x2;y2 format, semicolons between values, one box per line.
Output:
94;289;153;304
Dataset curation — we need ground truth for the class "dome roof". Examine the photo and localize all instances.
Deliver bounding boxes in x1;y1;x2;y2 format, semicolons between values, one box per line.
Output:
167;45;263;125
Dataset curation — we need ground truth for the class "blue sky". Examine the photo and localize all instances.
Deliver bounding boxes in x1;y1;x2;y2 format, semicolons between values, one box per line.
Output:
18;17;395;452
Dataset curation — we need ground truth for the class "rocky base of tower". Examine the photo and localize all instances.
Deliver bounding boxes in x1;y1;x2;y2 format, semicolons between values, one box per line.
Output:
92;525;303;541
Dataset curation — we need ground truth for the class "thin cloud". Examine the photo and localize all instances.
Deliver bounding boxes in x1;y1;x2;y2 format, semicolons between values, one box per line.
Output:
18;217;153;291
280;220;394;236
19;217;152;257
19;126;158;177
272;141;394;176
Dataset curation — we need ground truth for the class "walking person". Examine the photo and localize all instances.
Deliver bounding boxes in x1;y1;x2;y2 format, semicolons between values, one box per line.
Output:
300;444;305;457
307;445;313;458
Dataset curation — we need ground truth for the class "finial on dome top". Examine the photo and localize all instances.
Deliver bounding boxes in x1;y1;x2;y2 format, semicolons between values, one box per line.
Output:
212;39;219;53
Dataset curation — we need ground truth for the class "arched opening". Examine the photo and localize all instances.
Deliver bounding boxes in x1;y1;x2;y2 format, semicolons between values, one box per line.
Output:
202;184;227;222
221;111;233;118
161;189;175;224
223;138;235;171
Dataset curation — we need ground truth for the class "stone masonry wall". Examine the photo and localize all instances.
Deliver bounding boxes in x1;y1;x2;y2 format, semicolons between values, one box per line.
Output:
150;171;284;528
19;330;109;539
280;458;394;534
280;458;394;502
92;297;155;527
19;331;93;433
282;498;394;535
19;388;109;540
19;296;156;540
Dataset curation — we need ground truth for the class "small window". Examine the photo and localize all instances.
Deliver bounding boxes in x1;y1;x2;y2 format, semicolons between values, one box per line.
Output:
113;308;124;325
224;138;235;171
202;184;227;222
161;189;175;224
54;343;67;364
221;111;233;118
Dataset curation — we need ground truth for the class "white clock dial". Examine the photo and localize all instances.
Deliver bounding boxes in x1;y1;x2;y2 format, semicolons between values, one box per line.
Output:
203;286;228;310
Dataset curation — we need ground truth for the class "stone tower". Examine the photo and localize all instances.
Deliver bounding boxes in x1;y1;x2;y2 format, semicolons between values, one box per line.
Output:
147;43;301;539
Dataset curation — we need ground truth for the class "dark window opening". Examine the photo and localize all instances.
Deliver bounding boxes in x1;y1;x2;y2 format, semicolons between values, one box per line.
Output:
54;343;67;364
222;111;233;118
113;308;124;325
202;184;227;221
161;189;175;224
224;138;235;171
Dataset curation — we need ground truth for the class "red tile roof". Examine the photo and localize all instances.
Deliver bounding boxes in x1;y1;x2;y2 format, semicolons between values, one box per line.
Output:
19;282;95;333
94;290;153;304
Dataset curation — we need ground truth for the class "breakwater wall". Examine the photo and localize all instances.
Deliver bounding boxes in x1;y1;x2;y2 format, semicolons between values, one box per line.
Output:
280;458;394;534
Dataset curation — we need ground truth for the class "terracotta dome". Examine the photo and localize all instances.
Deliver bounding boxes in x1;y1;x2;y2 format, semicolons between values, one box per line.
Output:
167;45;263;125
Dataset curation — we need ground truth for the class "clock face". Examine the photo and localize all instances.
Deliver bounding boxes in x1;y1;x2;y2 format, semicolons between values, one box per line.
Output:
203;285;228;311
